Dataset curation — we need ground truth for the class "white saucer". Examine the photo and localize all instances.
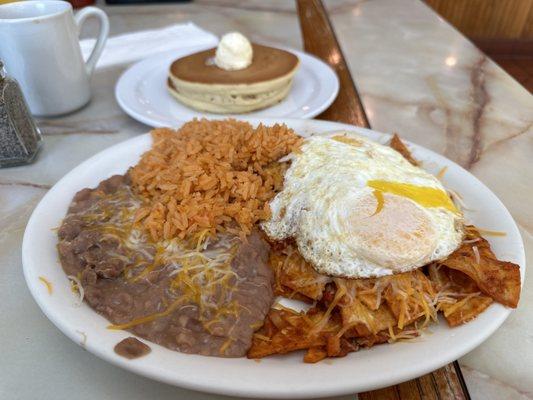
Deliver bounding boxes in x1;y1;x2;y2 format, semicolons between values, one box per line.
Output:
115;47;339;126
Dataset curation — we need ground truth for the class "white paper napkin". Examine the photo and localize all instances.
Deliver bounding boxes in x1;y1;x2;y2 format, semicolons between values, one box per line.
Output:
80;22;219;69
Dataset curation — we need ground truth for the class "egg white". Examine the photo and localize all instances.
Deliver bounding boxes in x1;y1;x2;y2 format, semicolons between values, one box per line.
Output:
262;132;464;278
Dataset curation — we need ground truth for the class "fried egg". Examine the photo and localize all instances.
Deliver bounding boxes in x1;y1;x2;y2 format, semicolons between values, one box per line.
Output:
262;132;464;278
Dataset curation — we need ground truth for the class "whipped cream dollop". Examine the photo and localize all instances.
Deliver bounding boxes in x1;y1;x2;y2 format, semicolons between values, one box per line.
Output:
215;32;253;71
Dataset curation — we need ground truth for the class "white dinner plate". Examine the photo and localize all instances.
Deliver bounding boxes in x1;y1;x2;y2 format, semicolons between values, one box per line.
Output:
22;119;525;399
115;47;339;126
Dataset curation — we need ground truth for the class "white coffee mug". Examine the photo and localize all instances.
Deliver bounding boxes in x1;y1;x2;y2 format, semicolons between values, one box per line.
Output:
0;0;109;116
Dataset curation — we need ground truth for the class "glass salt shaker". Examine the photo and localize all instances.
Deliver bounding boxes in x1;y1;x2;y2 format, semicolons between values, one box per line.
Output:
0;60;42;168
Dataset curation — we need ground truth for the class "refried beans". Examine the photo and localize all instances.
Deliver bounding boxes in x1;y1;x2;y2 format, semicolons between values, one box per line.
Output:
57;174;274;357
114;337;151;359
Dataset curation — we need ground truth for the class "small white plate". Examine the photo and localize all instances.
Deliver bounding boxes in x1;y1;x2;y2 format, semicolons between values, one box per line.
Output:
22;119;525;399
115;47;339;126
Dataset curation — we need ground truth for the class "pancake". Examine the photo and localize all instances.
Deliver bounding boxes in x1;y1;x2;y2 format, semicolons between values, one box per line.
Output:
168;44;299;113
170;44;298;85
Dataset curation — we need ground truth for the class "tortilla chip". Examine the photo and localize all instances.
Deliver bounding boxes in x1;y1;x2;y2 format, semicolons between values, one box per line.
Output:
441;295;494;327
439;226;521;308
247;307;340;359
255;223;521;363
334;271;436;333
336;277;382;311
304;336;361;362
382;269;437;328
274;284;316;303
355;331;390;348
429;263;476;292
249;272;435;361
335;280;396;336
390;134;419;166
350;304;396;337
429;264;494;326
269;244;331;301
304;346;328;363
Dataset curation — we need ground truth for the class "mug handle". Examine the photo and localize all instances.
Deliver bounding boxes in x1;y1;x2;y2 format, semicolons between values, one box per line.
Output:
74;7;110;77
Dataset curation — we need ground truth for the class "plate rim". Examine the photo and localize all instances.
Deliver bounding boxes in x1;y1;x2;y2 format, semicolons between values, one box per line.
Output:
114;47;340;126
22;118;526;399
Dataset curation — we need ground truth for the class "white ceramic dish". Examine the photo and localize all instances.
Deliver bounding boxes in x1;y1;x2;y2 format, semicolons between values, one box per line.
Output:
22;119;525;399
115;48;339;126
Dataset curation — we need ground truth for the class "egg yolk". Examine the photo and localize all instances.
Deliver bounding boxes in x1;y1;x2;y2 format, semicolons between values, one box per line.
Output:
371;190;384;216
367;180;458;213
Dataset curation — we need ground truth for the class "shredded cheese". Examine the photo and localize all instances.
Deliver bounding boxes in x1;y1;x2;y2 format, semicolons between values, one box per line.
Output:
447;188;473;212
253;334;272;342
371;189;385;216
108;296;188;330
472;245;481;265
475;228;507;237
310;284;346;334
335;322;358;339
389;329;420;343
219;338;233;355
38;276;53;295
332;135;363;147
75;330;87;346
67;275;84;307
436;166;448;180
114;235;240;333
77;185;246;335
388;325;397;341
443;292;481;317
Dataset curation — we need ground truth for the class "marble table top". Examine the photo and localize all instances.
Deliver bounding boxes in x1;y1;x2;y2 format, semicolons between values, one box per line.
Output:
1;1;531;399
